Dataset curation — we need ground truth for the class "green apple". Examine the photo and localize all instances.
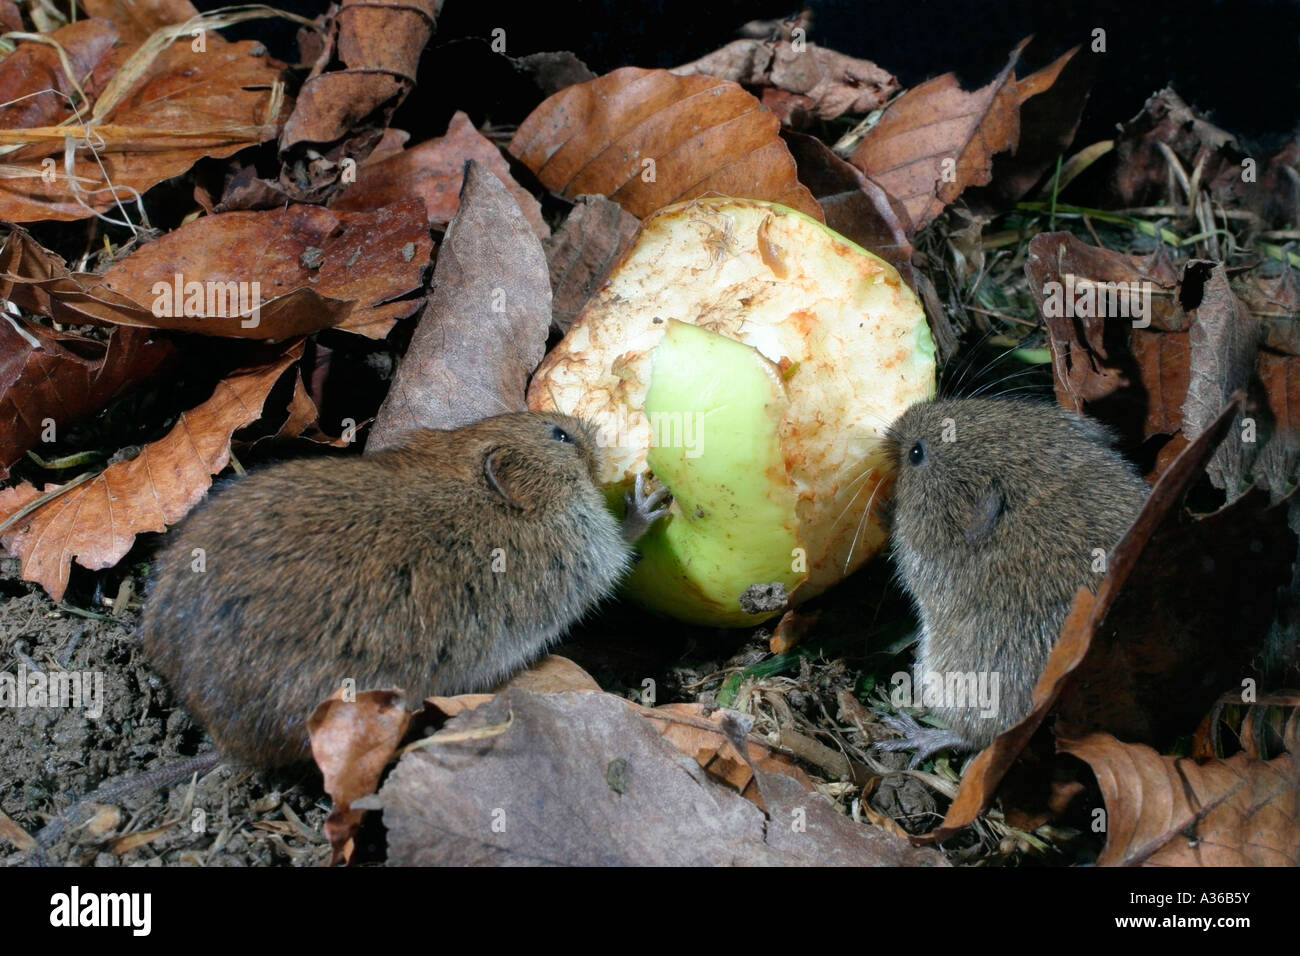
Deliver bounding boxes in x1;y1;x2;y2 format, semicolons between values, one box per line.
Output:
528;196;935;626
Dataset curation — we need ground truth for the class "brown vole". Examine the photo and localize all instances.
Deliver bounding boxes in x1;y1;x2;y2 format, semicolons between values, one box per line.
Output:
876;398;1148;765
141;412;668;768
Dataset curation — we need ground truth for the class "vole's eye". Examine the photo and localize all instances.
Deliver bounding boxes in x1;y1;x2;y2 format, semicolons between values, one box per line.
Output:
908;441;925;465
550;425;573;444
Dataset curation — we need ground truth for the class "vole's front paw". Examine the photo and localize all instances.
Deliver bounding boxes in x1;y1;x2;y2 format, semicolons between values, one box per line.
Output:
621;472;672;544
873;711;972;769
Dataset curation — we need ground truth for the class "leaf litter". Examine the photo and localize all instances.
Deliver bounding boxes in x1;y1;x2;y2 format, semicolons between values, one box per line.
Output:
0;2;1295;867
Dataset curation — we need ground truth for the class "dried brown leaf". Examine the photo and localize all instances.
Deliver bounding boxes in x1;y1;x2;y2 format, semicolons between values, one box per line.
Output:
513;51;596;98
1179;261;1263;494
377;690;945;865
0;19;118;133
639;701;814;810
333;110;547;239
0;316;175;478
1111;88;1237;209
672;39;898;121
1024;231;1184;443
781;129;913;279
0;0;21;32
313;654;600;859
1239;269;1300;355
308;688;412;865
499;655;602;694
969;44;1093;210
509;66;822;220
544;195;640;333
0;347;299;600
278;0;442;201
87;201;431;339
849;39;1026;232
1059;730;1299;866
82;0;198;43
367;161;550;450
0;26;287;222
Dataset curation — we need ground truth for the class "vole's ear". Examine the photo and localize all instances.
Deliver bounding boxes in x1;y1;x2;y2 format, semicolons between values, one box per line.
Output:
962;480;1005;542
482;446;533;509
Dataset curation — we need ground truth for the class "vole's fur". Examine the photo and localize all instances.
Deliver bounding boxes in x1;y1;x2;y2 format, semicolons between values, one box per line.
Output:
882;398;1148;758
142;412;648;767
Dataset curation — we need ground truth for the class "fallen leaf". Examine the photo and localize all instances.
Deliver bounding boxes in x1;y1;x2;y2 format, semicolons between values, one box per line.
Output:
512;51;596;98
499;655;602;694
0;347;299;600
0;0;21;32
308;688;412;865
1026;233;1295;497
422;665;813;810
278;0;442;202
375;690;945;865
1257;351;1300;478
758;87;817;129
509;66;822;221
0;25;287;222
768;606;820;654
0;316;176;478
367;161;550;450
1240;268;1300;355
672;39;898;121
544;195;640;333
781;129;913;279
1178;261;1263;495
312;654;601;858
968;44;1093;210
1111;88;1238;209
639;701;814;810
86;201;430;339
1212;138;1300;230
1194;692;1300;759
83;0;198;43
333;110;548;239
850;39;1027;232
0;19;118;133
1128;329;1192;437
1024;231;1184;443
1059;730;1298;866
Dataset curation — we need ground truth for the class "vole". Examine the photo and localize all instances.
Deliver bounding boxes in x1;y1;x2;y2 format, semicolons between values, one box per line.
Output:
140;411;668;768
875;397;1148;765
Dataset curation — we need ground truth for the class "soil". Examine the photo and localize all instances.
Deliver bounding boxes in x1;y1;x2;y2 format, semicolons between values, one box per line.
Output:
0;579;332;867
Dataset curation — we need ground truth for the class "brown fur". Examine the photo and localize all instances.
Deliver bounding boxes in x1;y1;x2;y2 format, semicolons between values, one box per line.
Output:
141;413;630;767
884;398;1148;749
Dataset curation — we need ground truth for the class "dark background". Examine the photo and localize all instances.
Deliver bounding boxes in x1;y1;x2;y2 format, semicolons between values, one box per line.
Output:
200;0;1300;148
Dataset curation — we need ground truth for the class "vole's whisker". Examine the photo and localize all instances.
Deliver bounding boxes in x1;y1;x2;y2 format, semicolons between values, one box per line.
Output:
967;366;1049;398
844;473;887;574
832;468;877;532
940;327;999;395
946;338;1023;398
985;384;1054;400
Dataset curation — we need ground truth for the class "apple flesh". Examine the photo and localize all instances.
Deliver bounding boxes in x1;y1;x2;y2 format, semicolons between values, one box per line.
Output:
528;196;935;626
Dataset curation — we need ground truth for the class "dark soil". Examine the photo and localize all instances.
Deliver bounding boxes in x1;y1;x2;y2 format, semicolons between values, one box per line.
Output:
0;580;332;867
